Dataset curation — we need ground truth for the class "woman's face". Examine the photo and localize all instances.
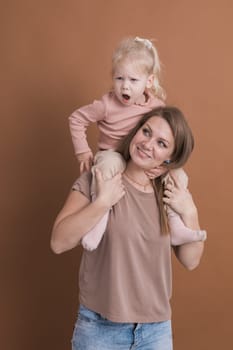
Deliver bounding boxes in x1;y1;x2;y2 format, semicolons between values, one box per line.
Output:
129;116;175;170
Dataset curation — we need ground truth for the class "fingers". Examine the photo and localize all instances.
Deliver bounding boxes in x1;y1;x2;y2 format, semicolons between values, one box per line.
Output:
80;161;85;174
164;183;173;191
95;170;125;207
166;173;178;189
95;168;121;181
163;188;174;202
78;151;93;174
144;166;167;180
145;172;156;180
95;168;103;182
95;169;124;190
80;159;93;174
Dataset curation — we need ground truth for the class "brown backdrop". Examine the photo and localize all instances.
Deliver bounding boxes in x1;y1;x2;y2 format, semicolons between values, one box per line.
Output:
1;1;233;349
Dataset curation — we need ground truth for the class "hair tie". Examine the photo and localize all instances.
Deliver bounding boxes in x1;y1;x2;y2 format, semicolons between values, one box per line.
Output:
134;36;153;50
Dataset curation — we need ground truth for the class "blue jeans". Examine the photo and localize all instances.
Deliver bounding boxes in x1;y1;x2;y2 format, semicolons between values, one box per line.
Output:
71;305;173;350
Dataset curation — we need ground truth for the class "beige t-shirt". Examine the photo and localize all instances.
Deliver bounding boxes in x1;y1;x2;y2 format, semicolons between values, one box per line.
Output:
73;172;172;323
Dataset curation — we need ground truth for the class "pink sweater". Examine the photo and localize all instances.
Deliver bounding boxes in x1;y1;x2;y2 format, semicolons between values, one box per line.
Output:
69;91;165;155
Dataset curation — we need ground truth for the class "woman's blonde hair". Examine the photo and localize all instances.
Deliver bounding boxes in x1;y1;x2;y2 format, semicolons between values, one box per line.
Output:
112;36;166;100
117;106;194;234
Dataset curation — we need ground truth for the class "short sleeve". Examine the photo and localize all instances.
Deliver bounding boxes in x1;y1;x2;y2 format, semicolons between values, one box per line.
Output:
72;172;92;200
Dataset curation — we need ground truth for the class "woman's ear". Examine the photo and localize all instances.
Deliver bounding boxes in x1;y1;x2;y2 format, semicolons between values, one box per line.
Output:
163;160;171;165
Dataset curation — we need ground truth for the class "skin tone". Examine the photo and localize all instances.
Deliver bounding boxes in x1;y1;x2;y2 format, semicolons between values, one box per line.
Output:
78;59;154;173
51;115;204;270
125;116;174;186
112;59;154;106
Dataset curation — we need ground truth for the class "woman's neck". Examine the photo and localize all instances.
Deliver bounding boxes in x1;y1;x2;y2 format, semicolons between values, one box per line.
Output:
123;163;153;193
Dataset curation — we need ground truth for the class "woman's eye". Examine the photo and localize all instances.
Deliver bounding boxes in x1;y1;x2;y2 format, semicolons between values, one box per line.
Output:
142;127;150;136
158;140;167;148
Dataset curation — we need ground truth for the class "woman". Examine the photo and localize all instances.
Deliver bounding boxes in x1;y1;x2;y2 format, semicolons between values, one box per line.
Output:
51;106;205;350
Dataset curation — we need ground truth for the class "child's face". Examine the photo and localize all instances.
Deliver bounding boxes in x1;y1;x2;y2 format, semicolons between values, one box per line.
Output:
112;59;154;106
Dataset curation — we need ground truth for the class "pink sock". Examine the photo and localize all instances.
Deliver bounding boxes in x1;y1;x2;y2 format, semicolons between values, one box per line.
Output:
81;211;109;251
168;209;206;246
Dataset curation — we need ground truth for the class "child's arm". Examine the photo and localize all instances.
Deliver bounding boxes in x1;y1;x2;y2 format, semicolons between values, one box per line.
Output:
68;97;107;170
77;151;94;174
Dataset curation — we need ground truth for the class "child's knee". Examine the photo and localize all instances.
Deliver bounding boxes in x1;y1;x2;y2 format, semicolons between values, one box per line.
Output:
93;150;126;180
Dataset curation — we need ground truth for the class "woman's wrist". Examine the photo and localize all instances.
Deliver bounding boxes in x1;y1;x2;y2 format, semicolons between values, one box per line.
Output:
180;205;200;230
94;196;112;212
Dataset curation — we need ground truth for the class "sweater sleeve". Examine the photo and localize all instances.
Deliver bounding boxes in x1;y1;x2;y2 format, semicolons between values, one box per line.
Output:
68;96;107;155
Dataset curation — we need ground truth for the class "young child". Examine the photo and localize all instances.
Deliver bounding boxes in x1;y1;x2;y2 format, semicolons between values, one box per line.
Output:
69;36;206;250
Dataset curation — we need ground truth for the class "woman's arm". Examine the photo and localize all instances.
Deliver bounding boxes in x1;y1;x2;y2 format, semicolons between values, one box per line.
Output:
173;241;204;271
173;204;204;270
50;170;125;254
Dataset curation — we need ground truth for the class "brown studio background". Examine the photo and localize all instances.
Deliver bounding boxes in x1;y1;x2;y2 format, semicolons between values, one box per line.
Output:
1;1;233;349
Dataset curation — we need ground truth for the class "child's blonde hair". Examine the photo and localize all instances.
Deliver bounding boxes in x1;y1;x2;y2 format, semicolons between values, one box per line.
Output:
112;36;166;100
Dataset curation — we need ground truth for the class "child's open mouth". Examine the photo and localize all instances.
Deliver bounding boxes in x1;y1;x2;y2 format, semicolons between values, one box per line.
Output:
122;94;130;101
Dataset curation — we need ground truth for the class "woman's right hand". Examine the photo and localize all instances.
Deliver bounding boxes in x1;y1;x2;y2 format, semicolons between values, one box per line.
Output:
95;168;125;209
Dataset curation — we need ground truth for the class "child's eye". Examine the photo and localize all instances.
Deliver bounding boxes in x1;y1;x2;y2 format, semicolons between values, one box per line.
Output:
131;78;138;82
115;77;123;80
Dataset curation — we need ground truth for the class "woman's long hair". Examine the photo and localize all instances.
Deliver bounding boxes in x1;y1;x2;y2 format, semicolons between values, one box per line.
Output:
117;106;194;234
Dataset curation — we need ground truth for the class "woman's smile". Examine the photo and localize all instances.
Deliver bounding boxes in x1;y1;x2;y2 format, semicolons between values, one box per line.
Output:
136;145;152;159
129;116;175;169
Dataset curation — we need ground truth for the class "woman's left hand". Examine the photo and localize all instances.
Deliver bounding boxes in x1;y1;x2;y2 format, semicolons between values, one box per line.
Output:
163;174;197;217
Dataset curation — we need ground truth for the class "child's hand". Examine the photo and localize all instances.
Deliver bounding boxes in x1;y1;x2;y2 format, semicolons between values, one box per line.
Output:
77;151;94;173
95;168;125;208
144;166;166;179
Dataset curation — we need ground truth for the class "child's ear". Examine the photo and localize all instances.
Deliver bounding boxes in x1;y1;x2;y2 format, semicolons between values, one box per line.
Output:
146;74;154;89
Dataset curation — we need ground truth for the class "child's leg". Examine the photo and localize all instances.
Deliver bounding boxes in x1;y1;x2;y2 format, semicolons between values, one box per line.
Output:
164;168;206;245
168;207;207;246
82;150;126;251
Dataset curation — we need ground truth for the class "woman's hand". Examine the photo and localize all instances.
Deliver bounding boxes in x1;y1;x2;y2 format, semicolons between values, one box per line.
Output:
163;173;198;221
164;171;204;270
95;168;125;209
51;171;125;254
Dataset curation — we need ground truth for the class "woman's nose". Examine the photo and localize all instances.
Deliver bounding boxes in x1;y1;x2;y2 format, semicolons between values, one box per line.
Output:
142;139;154;150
